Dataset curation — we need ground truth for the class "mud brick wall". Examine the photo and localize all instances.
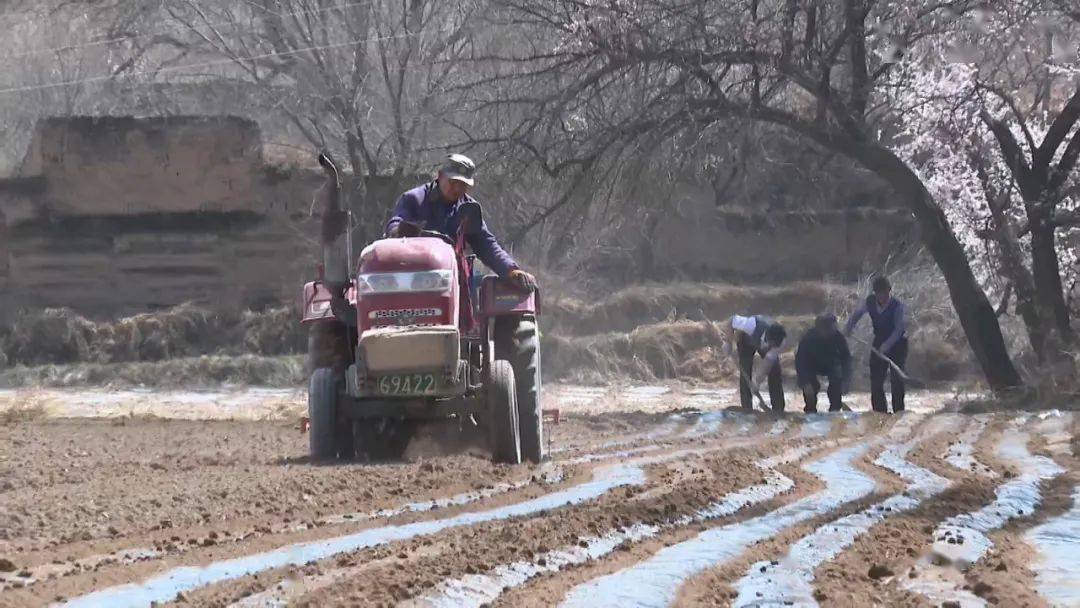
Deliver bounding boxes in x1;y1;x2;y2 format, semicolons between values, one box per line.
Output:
19;116;262;216
0;116;426;320
0;117;338;319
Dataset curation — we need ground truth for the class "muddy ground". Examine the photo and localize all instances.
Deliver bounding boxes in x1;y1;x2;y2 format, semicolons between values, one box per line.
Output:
0;385;1076;608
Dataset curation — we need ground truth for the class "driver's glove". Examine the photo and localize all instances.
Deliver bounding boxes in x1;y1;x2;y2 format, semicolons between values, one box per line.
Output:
508;269;538;292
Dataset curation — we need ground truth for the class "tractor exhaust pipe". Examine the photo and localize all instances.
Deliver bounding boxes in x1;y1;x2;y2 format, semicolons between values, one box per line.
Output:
317;153;349;289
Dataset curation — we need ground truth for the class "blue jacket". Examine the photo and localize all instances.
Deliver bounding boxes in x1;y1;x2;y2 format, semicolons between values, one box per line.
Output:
384;182;519;277
845;296;906;352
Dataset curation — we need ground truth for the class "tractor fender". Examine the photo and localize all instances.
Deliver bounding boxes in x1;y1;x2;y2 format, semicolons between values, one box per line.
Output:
478;275;540;318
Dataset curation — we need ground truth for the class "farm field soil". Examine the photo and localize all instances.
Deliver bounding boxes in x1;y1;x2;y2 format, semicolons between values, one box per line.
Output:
0;386;1075;607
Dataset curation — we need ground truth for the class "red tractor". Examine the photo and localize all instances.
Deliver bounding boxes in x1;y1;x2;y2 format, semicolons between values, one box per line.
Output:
300;154;542;464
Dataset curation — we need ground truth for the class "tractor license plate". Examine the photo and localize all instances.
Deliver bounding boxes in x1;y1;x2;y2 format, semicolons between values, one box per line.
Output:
374;373;439;396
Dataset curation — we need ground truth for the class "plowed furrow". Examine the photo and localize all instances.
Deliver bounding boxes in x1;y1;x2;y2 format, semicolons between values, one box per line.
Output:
551;415;925;607
901;423;1065;606
1026;484;1080;607
729;417;960;606
215;427;805;607
557;442;877;607
405;444;817;608
52;445;737;608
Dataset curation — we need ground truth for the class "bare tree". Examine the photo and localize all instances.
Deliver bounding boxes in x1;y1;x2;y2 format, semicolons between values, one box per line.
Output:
143;0;483;238
486;0;1026;390
0;3;123;173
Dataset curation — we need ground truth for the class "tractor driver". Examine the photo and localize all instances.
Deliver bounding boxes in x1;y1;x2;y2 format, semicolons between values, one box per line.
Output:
384;153;537;292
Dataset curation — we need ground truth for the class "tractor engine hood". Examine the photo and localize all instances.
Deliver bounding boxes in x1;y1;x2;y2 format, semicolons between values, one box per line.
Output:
358;237;456;274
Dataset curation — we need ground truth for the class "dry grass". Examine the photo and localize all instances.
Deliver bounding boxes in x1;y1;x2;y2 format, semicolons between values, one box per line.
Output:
0;263;988;387
0;304;305;367
0;396;48;423
543;315;817;383
0;355;305;388
543;281;840;336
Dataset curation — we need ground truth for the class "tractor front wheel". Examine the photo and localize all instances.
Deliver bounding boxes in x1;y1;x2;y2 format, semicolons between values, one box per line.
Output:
495;318;543;463
488;360;522;464
308;368;352;461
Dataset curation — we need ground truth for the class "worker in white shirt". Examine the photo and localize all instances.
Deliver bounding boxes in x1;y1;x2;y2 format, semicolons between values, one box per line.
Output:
723;315;787;411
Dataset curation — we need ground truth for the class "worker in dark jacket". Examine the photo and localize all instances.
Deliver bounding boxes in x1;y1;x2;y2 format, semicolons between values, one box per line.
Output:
796;314;852;413
723;315;787;411
845;276;908;413
385;154;537;291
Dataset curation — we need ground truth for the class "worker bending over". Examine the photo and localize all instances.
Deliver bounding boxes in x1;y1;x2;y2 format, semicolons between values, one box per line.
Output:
724;315;787;412
795;314;852;413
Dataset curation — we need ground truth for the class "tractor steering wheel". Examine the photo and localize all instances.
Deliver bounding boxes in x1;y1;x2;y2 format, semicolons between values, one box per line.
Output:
419;229;456;245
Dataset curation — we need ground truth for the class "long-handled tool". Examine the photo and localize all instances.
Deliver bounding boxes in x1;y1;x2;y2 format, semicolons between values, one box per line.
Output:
736;365;773;413
851;337;926;389
696;308;773;413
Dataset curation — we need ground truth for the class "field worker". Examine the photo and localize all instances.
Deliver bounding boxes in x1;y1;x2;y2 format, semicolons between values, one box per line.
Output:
385;153;537;292
795;313;852;413
723;315;787;411
845;276;908;413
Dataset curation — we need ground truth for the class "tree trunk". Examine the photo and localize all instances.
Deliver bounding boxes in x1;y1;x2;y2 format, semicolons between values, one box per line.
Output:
1029;219;1076;347
1028;217;1077;379
855;145;1024;391
992;242;1046;360
986;197;1047;359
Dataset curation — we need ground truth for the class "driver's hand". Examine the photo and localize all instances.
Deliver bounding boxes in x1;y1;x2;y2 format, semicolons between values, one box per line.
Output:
508;269;538;292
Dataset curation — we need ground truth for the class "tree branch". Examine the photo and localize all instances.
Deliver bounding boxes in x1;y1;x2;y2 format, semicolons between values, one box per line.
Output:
980;108;1035;197
1047;125;1080;194
845;0;869;118
1038;86;1080;165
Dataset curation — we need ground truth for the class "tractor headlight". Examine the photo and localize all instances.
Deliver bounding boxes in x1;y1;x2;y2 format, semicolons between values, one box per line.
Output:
357;270;452;294
410;270;452;291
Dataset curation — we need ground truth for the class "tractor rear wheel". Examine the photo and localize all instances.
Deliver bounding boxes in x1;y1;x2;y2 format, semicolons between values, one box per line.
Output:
495;317;543;463
309;368;351;461
488;360;521;464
